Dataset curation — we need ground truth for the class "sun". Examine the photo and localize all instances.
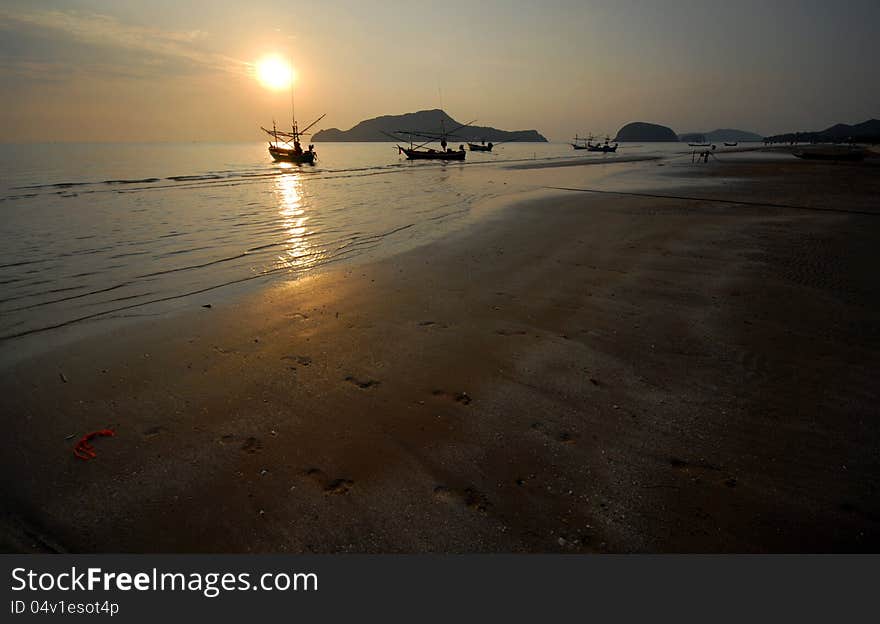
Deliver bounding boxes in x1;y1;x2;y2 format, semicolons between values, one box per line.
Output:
256;55;294;91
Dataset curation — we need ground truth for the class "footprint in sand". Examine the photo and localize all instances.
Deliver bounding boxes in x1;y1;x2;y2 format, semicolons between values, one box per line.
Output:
432;389;472;405
241;437;263;454
495;328;528;336
670;456;738;488
282;355;312;366
143;426;164;439
345;375;380;389
418;320;449;329
531;421;578;445
303;468;354;495
433;486;490;513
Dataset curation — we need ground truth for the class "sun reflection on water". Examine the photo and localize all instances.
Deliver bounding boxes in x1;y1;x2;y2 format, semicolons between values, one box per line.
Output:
273;168;320;271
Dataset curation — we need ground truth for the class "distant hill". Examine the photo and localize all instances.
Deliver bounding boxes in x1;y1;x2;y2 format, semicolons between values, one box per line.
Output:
313;109;547;142
678;129;763;143
820;119;880;140
615;122;678;142
764;118;880;144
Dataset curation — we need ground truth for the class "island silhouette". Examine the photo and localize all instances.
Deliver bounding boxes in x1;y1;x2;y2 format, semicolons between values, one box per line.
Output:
313;109;547;143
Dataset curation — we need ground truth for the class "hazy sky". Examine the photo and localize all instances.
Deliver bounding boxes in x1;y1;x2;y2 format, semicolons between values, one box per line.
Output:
1;0;878;142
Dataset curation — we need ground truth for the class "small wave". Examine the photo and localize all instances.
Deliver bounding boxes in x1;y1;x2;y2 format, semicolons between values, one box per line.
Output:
166;174;223;181
103;177;161;184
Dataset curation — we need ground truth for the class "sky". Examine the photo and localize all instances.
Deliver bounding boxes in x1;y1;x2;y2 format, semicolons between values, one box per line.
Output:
1;0;878;142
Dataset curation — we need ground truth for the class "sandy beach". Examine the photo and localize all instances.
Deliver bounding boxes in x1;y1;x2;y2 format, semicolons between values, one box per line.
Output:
1;155;878;553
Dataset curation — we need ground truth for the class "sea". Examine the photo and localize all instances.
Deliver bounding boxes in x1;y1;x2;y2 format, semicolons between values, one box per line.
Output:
0;141;726;355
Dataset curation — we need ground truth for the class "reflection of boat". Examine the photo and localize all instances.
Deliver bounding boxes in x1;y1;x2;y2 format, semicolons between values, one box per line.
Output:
793;148;865;162
262;114;325;164
385;116;475;161
468;141;494;152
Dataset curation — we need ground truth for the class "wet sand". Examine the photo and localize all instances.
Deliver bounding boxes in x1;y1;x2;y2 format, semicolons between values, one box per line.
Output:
2;156;879;552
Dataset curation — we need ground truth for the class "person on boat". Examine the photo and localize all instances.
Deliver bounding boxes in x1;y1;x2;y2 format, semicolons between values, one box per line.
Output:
293;140;303;156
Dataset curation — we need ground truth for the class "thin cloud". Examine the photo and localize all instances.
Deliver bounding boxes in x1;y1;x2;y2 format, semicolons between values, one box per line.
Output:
0;8;250;77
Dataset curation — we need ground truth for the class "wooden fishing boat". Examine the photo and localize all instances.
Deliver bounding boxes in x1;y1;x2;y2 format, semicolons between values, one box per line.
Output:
573;134;618;152
571;134;591;150
588;140;618;153
262;114;325;164
468;142;494;152
385;116;475;161
260;72;326;165
399;146;466;160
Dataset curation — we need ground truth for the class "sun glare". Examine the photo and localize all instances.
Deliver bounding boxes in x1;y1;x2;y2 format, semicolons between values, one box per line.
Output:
256;55;294;91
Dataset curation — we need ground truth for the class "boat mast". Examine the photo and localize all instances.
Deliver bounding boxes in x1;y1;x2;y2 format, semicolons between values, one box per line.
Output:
289;57;297;142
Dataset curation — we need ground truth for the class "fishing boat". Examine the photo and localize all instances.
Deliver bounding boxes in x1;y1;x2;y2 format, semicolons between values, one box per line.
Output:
572;134;618;153
262;114;325;164
468;141;494;152
571;134;592;150
385;116;475;161
724;142;738;147
260;67;326;164
588;136;619;153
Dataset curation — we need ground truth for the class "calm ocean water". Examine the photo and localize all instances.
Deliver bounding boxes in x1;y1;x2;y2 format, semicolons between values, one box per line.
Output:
0;141;696;349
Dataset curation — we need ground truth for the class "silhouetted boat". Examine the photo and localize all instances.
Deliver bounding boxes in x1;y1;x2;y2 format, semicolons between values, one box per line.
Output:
468;141;494;152
571;134;592;150
399;146;466;160
263;117;324;163
385;116;475;161
261;90;326;164
588;137;619;153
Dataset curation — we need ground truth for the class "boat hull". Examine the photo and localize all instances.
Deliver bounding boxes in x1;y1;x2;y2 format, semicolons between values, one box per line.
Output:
587;145;617;153
400;147;466;161
269;146;316;164
468;143;493;152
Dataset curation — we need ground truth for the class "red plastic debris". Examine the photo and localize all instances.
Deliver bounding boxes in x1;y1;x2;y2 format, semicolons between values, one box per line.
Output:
73;429;115;461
